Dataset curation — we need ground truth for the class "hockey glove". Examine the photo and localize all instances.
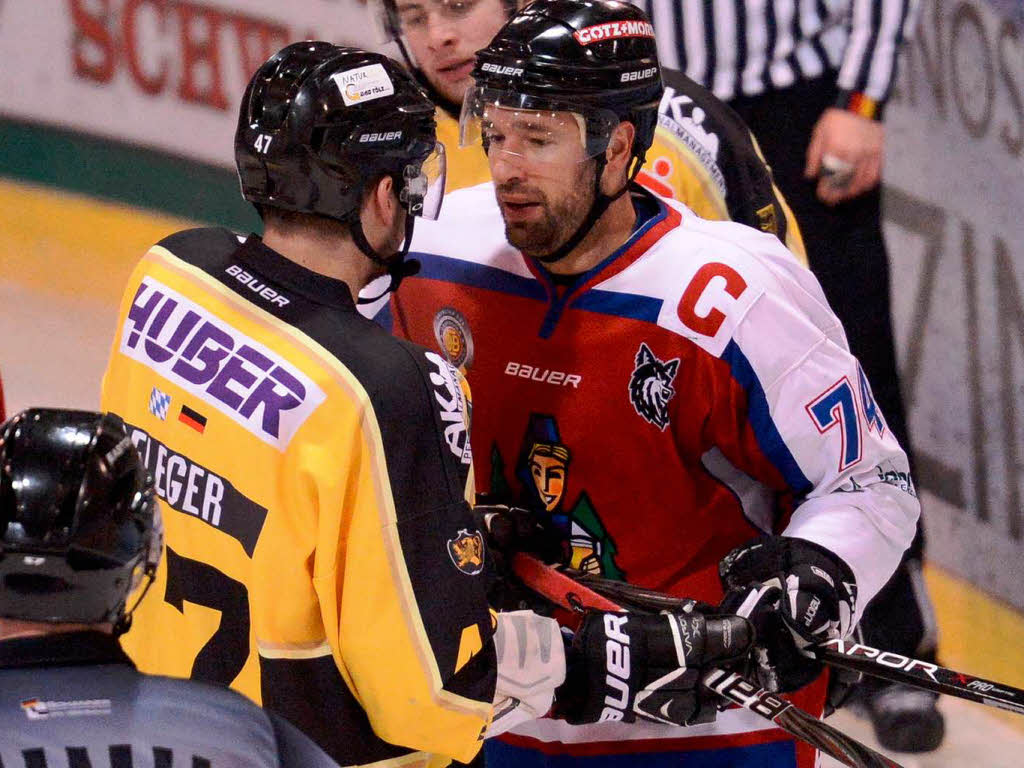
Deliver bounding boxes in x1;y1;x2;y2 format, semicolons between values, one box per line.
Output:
474;503;567;610
557;609;753;727
487;610;566;737
473;503;566;565
719;536;858;693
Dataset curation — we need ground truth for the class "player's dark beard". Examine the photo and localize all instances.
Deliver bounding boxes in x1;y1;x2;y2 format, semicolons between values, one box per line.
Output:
496;162;597;259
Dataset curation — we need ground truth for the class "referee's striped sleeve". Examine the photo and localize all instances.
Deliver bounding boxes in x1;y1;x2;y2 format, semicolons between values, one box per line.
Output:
836;0;919;110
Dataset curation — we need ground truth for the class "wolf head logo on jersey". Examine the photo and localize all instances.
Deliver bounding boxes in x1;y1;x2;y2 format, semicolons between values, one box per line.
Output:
629;343;680;430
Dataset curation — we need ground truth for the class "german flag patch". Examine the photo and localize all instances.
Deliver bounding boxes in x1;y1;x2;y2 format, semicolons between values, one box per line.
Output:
178;404;207;434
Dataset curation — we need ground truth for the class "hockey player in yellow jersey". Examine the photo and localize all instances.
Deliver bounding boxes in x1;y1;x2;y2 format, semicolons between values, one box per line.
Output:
100;43;544;766
369;0;806;261
101;42;750;767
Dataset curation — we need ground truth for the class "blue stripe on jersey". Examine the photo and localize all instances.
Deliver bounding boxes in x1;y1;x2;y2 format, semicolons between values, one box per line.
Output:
535;194;668;338
486;737;797;767
372;302;393;332
722;340;813;498
570;290;663;323
410;252;548;302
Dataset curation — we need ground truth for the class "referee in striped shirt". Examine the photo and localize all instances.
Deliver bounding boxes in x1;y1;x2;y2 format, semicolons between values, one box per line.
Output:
634;0;945;755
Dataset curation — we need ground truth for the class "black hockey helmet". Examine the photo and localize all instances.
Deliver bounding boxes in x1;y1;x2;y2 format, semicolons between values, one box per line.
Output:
462;0;663;170
236;42;446;288
0;409;161;629
461;0;663;262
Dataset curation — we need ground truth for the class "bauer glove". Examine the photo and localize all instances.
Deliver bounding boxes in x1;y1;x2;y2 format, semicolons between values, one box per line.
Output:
556;609;753;727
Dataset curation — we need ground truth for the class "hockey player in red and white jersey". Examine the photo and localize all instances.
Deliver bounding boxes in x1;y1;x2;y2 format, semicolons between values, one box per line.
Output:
372;2;921;766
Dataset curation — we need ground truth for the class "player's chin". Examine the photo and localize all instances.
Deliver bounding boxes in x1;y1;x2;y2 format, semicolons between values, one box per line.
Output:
505;224;557;258
425;71;470;107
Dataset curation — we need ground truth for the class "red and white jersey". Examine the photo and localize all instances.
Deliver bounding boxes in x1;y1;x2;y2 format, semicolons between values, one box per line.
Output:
375;182;919;766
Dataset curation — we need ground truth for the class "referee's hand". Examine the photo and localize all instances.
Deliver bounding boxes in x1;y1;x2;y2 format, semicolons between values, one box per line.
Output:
804;107;884;206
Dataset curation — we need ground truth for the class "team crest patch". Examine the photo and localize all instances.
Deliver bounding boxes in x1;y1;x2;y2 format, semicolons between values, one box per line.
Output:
448;528;485;575
148;387;171;420
433;307;474;369
629;343;680;431
756;203;779;235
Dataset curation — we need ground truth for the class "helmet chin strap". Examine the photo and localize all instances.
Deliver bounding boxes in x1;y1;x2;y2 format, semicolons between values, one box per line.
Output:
534;153;645;265
352;211;422;305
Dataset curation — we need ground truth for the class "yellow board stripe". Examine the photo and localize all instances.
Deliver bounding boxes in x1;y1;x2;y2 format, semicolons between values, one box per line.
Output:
0;178;194;305
925;563;1024;733
144;246;491;724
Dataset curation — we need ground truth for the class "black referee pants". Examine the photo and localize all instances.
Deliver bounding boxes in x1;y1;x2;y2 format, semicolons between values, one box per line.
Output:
730;74;934;661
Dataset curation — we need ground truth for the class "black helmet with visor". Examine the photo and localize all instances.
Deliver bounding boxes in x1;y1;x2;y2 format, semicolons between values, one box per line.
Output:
460;0;663;262
235;42;447;295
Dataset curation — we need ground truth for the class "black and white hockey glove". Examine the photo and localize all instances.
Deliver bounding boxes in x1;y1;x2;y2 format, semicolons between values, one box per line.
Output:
556;609;753;727
719;536;858;693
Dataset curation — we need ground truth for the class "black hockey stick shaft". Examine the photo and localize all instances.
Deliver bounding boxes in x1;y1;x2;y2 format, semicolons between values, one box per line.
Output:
567;569;1024;717
511;554;904;768
813;641;1024;716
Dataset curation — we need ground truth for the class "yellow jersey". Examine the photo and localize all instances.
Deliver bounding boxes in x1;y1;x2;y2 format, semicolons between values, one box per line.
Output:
102;228;495;767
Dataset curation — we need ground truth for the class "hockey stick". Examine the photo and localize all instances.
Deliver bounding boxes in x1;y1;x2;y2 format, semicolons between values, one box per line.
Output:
558;567;1024;717
814;641;1024;716
511;553;904;768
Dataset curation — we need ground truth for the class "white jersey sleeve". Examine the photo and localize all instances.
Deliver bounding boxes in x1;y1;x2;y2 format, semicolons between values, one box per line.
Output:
720;224;920;622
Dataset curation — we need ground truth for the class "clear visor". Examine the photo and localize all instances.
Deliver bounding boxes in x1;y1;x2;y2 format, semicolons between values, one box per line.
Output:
459;86;619;165
401;141;447;220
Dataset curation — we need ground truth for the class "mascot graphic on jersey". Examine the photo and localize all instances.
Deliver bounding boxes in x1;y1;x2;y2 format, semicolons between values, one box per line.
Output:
448;529;485;575
629;342;680;431
489;414;624;579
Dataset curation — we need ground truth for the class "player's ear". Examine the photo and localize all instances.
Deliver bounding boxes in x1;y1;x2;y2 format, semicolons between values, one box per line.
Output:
363;174;397;227
601;121;636;195
375;174;397;218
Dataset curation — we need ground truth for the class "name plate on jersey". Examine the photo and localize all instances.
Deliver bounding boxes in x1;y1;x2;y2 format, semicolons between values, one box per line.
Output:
120;277;326;450
128;424;268;556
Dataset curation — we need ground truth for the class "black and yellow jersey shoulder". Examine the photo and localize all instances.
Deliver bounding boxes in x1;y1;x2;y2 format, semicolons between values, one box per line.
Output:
101;228;495;767
653;69;806;262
